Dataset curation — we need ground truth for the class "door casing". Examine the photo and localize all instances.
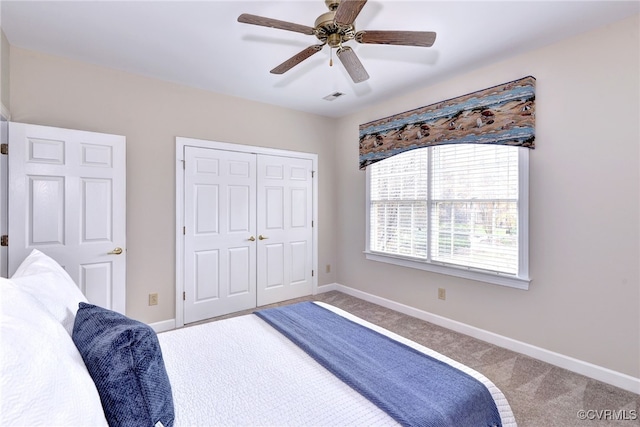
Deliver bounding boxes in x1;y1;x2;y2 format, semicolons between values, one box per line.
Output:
0;109;8;278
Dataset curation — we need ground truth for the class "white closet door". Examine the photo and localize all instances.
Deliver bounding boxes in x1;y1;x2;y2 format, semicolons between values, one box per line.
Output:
257;155;313;306
8;123;126;313
183;146;257;323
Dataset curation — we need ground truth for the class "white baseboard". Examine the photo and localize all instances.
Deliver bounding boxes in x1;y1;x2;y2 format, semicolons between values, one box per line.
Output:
315;283;339;294
149;318;176;333
317;283;640;394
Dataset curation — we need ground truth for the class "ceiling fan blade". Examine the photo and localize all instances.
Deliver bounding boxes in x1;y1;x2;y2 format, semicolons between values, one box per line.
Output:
356;30;437;47
336;46;369;83
270;45;324;74
238;13;315;35
334;0;368;26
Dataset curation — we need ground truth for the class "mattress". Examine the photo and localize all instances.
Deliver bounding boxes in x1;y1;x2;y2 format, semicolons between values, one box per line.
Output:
157;302;516;426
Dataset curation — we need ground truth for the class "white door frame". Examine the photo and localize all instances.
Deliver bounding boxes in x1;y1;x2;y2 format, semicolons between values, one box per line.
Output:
0;105;9;278
175;137;318;329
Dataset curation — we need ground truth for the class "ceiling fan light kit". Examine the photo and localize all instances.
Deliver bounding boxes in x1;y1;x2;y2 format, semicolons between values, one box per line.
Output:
238;0;437;84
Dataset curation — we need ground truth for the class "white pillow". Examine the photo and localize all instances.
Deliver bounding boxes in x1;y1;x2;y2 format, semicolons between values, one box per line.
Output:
11;249;87;335
0;278;108;426
12;248;77;280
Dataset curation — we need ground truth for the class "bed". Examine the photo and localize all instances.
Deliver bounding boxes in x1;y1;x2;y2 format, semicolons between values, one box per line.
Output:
0;250;516;427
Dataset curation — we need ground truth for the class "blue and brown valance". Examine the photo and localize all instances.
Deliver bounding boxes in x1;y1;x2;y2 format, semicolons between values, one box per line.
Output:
359;76;535;169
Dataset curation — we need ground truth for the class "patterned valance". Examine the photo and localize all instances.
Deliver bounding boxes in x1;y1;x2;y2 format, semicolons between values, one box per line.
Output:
359;76;535;169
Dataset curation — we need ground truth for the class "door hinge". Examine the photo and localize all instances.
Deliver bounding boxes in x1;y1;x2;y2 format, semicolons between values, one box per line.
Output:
311;171;315;178
311;270;314;277
183;291;186;301
0;235;7;247
311;220;314;227
183;226;186;235
0;143;7;155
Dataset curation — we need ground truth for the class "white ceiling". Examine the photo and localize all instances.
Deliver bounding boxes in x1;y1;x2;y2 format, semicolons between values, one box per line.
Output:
2;1;638;118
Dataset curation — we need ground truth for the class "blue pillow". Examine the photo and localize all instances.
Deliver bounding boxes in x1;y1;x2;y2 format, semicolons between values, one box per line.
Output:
72;303;174;427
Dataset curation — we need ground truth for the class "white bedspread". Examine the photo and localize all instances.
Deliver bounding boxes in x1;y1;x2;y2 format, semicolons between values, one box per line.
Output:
158;302;516;426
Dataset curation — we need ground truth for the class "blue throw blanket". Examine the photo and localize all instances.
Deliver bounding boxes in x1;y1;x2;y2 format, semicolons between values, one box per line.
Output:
255;302;501;427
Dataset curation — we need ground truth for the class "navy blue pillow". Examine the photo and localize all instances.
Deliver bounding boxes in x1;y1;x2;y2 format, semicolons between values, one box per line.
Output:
72;302;174;427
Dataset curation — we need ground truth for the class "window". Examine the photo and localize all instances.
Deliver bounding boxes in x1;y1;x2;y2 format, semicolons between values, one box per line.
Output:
366;144;530;289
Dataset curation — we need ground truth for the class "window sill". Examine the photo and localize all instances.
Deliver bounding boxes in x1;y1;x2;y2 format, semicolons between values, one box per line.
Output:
364;251;530;290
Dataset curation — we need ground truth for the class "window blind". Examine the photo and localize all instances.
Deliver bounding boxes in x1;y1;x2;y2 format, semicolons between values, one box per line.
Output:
431;144;518;274
370;148;428;258
369;144;520;276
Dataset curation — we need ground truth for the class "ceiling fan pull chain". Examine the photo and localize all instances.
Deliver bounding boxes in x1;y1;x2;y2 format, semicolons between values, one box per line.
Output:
330;48;333;67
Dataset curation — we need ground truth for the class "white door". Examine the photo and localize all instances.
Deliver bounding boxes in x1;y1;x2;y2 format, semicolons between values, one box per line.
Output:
8;123;126;313
183;146;257;323
257;155;313;306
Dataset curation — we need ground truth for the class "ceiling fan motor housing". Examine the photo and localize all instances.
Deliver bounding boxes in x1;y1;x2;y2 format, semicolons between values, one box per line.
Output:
314;11;356;47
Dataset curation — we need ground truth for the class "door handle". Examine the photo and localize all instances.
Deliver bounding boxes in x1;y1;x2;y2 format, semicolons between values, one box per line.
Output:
108;247;123;255
258;234;268;240
248;236;256;241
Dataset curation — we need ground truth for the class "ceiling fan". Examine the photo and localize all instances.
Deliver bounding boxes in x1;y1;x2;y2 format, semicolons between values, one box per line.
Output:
237;0;437;84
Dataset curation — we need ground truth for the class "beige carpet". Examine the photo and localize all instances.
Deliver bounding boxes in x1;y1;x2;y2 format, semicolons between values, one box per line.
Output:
195;290;640;427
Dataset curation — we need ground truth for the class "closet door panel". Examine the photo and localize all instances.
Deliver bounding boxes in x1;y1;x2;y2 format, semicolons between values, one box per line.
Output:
257;155;313;306
184;147;256;323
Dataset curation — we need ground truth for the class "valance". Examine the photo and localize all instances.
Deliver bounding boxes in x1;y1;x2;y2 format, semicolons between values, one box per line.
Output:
359;76;535;169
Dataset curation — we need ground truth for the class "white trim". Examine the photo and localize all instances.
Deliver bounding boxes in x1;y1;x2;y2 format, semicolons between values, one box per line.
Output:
177;137;318;160
149;319;176;334
175;142;185;328
364;166;372;255
518;147;530;279
0;112;7;278
175;137;318;328
315;282;339;294
317;283;640;394
364;251;530;289
365;146;530;290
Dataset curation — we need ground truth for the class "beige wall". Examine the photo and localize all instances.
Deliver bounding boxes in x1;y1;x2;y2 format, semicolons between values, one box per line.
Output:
1;30;10;110
9;48;338;323
335;14;640;378
8;14;639;379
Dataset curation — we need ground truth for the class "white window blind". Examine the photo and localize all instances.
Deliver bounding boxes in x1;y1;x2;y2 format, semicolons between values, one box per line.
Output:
370;149;428;258
368;144;526;283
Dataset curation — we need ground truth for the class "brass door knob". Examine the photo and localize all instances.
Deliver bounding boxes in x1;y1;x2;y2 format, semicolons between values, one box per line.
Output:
258;235;269;240
248;236;256;241
108;247;123;255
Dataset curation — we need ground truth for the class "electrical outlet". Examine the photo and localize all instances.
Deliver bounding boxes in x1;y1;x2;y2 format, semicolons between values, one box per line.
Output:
438;288;446;300
149;293;158;306
326;264;331;273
